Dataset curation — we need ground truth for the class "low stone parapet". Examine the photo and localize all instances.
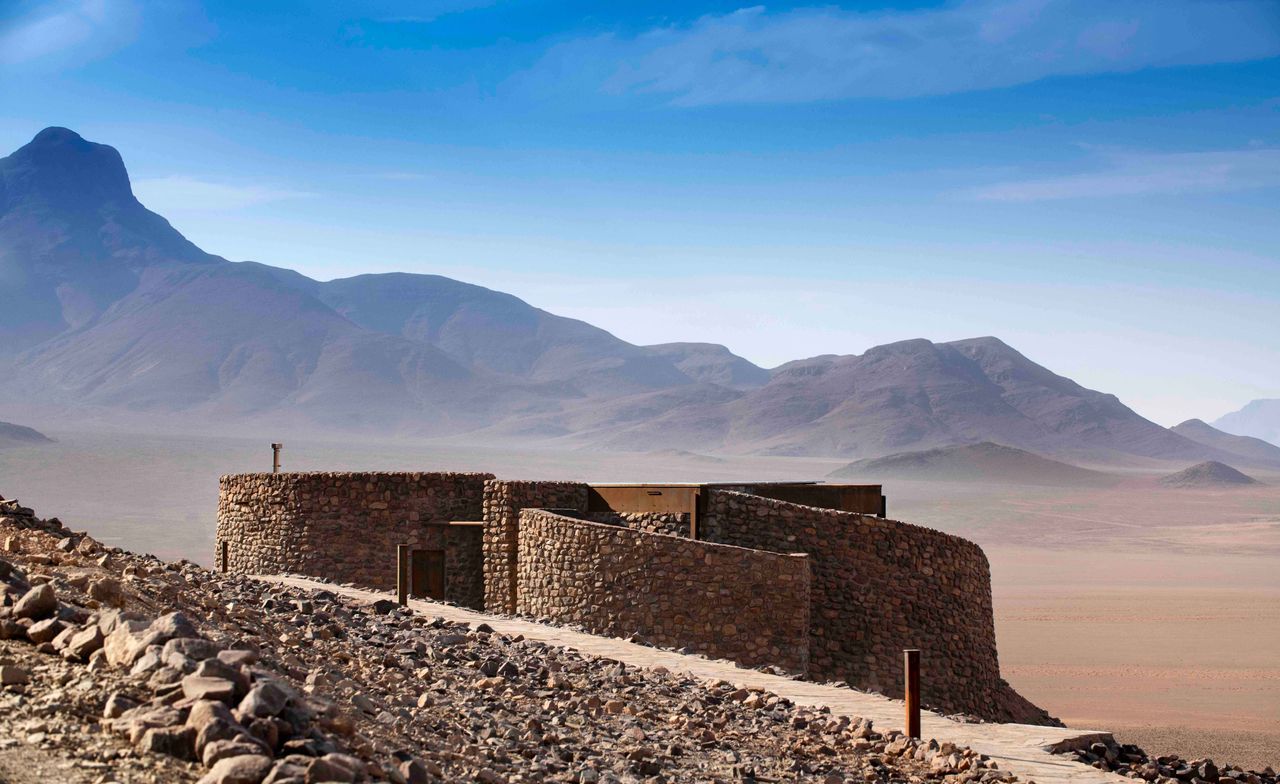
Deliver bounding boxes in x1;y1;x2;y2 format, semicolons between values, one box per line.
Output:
516;509;810;673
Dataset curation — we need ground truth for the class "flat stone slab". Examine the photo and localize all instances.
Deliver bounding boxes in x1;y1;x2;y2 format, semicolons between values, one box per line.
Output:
259;574;1125;784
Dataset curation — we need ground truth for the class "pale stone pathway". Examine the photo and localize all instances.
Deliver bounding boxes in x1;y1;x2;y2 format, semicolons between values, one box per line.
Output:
262;575;1122;784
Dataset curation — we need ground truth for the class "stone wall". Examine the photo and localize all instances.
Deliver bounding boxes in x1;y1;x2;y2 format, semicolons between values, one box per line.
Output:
585;511;690;538
701;489;1005;720
445;525;485;610
516;509;810;673
481;480;589;613
217;472;492;608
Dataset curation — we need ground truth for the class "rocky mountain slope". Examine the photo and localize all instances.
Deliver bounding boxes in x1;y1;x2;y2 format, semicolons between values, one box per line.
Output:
827;442;1117;487
1213;399;1280;447
0;127;1241;462
0;493;1008;783
0;422;52;449
1159;461;1260;488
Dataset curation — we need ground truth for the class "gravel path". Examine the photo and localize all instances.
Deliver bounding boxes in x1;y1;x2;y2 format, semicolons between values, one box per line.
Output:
264;574;1125;784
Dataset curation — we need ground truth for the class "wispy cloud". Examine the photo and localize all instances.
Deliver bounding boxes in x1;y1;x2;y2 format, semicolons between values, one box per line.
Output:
963;147;1280;202
0;0;139;66
133;176;314;212
514;0;1280;106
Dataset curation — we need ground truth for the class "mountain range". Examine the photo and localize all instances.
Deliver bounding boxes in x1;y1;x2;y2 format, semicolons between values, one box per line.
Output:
1212;400;1280;448
827;442;1117;487
1;127;1275;468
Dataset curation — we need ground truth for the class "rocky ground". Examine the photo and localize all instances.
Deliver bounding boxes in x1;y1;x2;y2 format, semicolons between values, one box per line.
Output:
1058;738;1276;784
0;492;1017;784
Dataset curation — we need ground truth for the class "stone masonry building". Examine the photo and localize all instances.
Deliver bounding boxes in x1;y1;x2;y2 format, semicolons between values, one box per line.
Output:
217;473;1047;723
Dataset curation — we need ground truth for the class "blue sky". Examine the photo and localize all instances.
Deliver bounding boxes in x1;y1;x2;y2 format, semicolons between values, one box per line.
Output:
2;0;1278;425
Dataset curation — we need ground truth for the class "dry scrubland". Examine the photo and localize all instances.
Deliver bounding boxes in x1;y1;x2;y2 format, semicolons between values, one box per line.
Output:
1;429;1278;768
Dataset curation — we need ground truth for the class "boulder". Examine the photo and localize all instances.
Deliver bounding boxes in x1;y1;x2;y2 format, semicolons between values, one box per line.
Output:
137;725;197;760
164;636;222;662
26;617;64;644
139;612;198;647
240;681;290;718
104;625;149;667
306;753;363;783
198;753;274;784
263;756;312;784
87;577;123;606
13;583;57;620
218;649;259;667
188;699;238;732
195;657;250;696
63;625;105;661
204;738;272;768
103;692;138;719
124;706;188;744
183;675;239;703
399;760;433;784
131;646;164;675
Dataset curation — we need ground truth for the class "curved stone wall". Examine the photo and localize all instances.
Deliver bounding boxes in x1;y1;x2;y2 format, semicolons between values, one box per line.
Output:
586;511;689;537
481;480;589;613
217;472;492;607
517;509;810;672
701;489;1011;720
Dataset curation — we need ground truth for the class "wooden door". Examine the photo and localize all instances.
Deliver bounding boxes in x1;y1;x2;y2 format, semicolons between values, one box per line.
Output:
411;549;446;600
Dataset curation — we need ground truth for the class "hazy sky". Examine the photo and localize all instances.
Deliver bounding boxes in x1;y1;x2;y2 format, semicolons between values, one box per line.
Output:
2;0;1278;425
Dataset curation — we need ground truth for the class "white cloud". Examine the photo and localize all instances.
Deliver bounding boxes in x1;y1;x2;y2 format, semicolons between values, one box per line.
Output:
0;0;139;65
514;0;1280;106
963;147;1280;202
132;176;314;213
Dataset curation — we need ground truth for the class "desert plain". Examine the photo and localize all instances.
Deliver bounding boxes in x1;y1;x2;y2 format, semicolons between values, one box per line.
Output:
1;428;1276;769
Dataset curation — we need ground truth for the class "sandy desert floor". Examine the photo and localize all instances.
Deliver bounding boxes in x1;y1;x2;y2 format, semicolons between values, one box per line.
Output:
1;429;1276;767
889;483;1280;771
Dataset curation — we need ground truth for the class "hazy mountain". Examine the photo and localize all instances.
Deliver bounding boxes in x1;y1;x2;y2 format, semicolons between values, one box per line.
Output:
1171;419;1280;467
1213;399;1280;447
1160;461;1259;488
0;127;214;355
640;343;770;389
315;273;693;397
590;336;1217;460
0;127;1245;462
0;421;52;448
0;128;701;428
827;442;1116;487
16;262;490;431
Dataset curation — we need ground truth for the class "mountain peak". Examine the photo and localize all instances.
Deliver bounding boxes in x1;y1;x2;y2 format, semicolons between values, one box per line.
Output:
3;126;135;212
30;126;87;145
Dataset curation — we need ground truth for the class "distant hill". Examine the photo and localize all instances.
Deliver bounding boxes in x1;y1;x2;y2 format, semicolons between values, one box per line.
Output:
1171;419;1280;468
562;336;1228;461
1213;400;1280;447
1160;461;1259;488
0;127;1252;463
0;421;53;448
826;442;1117;487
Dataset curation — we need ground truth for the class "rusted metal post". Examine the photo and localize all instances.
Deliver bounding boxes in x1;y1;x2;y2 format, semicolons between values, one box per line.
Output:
271;443;282;474
397;544;410;606
904;649;921;739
